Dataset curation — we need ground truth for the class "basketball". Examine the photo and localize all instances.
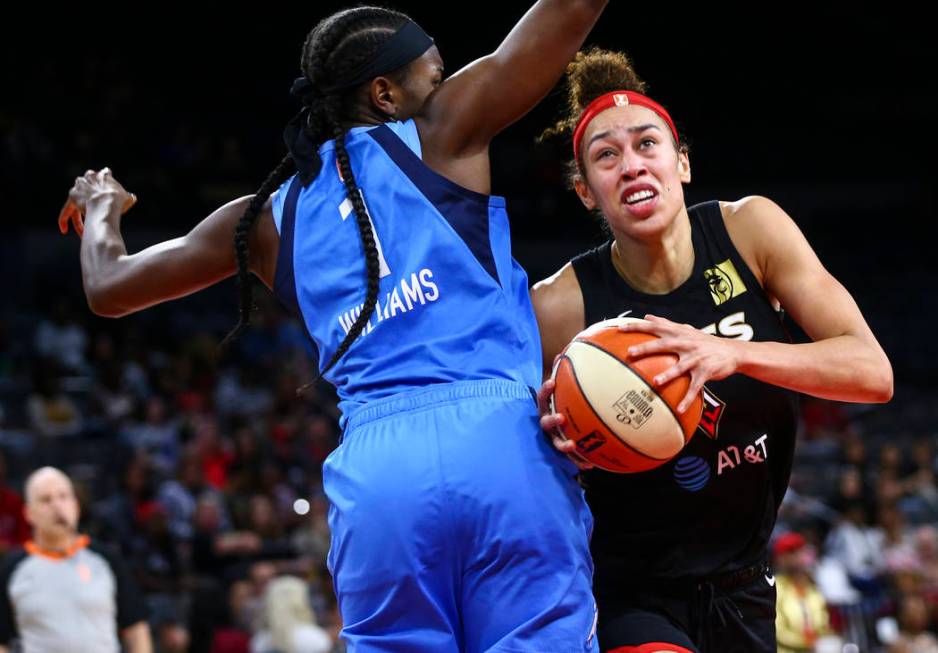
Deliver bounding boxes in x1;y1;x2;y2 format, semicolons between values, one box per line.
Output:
550;317;704;473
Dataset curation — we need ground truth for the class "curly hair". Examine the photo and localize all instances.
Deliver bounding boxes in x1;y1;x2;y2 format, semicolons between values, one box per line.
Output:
539;48;687;185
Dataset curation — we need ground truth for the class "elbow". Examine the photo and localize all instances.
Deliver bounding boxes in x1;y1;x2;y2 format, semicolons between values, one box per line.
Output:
863;358;894;404
874;364;894;403
84;281;129;318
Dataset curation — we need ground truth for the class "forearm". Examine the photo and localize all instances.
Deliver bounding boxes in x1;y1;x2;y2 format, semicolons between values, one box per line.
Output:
487;0;609;123
734;335;893;403
122;622;153;653
77;197;244;317
427;0;607;151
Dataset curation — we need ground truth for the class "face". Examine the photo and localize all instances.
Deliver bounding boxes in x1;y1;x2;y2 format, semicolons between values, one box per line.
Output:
373;45;444;121
574;105;690;240
25;469;80;539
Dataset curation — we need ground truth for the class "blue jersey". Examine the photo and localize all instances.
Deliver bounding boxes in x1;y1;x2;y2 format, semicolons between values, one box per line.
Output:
271;120;542;419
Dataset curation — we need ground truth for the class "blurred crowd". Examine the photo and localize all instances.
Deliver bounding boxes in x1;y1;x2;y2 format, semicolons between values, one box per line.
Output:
1;293;936;653
1;294;342;653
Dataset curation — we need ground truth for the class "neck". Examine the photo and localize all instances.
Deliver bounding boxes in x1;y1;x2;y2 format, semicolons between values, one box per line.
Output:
610;208;694;294
34;530;78;553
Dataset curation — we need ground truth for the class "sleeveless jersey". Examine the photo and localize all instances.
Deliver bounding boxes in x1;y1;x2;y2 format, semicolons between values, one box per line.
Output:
570;201;799;598
271;120;542;420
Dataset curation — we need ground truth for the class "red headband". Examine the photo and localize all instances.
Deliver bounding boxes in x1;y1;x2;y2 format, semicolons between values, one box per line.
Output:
572;90;679;164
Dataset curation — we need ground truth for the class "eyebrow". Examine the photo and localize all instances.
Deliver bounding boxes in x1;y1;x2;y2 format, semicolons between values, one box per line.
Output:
587;124;661;149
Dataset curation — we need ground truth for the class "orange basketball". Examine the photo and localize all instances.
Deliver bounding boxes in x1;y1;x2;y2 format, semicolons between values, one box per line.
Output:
550;317;703;473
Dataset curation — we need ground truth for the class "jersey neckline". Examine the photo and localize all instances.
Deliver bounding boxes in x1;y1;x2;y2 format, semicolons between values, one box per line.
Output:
601;208;707;305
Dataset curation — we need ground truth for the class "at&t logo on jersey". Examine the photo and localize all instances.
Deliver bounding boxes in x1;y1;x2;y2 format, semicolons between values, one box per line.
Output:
672;432;769;492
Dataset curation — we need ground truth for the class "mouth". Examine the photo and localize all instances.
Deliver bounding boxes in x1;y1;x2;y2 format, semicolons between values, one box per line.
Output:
620;184;660;218
622;186;658;206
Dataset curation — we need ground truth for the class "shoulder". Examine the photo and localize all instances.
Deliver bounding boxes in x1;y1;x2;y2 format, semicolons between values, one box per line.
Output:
719;195;803;244
531;263;582;319
531;263;586;366
719;196;801;287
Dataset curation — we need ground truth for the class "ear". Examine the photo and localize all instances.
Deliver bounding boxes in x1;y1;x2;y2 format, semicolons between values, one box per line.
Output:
369;76;400;119
573;175;597;211
23;503;34;527
678;149;691;184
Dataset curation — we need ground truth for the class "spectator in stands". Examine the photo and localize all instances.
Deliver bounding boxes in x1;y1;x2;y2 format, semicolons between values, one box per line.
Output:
250;575;332;653
889;594;938;653
774;531;836;653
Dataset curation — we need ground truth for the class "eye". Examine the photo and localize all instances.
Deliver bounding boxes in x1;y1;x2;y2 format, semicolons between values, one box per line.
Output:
595;148;616;160
639;138;657;149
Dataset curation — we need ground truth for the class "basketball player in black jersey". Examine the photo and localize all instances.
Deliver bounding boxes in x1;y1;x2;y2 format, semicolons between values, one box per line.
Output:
532;49;893;653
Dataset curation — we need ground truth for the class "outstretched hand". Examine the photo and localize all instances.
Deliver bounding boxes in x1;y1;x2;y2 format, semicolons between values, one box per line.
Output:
58;168;137;238
620;314;740;413
537;377;594;471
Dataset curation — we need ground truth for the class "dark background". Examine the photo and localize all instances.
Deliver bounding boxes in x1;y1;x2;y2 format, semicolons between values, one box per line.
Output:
2;3;935;384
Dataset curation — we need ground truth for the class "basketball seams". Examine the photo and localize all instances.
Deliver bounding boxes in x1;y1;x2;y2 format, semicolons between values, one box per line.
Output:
573;335;687;446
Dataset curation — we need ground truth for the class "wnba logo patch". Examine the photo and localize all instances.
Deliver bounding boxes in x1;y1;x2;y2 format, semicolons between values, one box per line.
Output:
704;259;747;305
673;456;711;492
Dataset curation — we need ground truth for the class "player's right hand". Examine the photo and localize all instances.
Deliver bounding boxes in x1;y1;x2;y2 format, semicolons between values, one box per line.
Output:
58;167;137;238
536;377;594;471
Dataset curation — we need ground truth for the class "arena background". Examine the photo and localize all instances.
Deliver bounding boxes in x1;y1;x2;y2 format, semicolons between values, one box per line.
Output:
1;4;935;652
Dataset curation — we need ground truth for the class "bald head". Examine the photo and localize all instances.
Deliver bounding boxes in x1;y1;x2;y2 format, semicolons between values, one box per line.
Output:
25;467;74;506
24;467;80;544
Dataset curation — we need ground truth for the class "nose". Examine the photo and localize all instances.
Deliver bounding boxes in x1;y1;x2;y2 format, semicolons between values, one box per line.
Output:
620;154;647;179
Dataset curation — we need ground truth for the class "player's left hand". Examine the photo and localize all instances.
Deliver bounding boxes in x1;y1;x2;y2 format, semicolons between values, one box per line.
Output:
619;314;741;413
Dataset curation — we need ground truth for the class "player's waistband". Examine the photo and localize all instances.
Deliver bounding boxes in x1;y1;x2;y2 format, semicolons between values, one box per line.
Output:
601;558;771;599
702;559;771;591
344;379;537;432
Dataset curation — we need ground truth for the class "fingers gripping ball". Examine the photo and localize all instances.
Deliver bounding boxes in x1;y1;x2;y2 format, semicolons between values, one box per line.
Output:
550;318;703;473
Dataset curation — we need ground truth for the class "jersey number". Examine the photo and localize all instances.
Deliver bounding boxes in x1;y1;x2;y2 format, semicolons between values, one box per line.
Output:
339;191;391;279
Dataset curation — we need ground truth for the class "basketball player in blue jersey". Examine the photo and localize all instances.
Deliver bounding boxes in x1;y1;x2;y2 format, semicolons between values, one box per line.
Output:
532;50;893;652
57;3;610;651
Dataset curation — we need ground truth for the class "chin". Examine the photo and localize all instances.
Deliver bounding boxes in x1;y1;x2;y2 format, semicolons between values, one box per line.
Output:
615;209;671;239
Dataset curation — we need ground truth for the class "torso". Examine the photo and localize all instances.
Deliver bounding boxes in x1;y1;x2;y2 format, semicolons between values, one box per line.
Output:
565;200;799;596
270;120;541;421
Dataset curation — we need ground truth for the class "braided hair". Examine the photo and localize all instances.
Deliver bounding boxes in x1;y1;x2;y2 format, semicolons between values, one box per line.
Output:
221;7;412;381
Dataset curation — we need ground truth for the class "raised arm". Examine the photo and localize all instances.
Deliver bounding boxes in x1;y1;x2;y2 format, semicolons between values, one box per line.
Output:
59;169;278;317
418;0;608;161
725;195;893;402
623;196;893;411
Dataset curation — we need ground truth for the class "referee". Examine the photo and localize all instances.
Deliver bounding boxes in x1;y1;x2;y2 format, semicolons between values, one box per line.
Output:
0;467;152;653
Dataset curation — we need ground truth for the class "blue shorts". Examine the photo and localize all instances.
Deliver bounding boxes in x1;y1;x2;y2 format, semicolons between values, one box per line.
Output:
324;379;598;652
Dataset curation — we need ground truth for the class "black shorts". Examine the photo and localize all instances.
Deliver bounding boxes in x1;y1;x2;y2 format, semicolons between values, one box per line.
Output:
597;561;777;653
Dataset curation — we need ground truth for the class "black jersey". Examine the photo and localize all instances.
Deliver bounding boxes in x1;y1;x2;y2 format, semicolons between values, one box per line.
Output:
571;200;799;600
